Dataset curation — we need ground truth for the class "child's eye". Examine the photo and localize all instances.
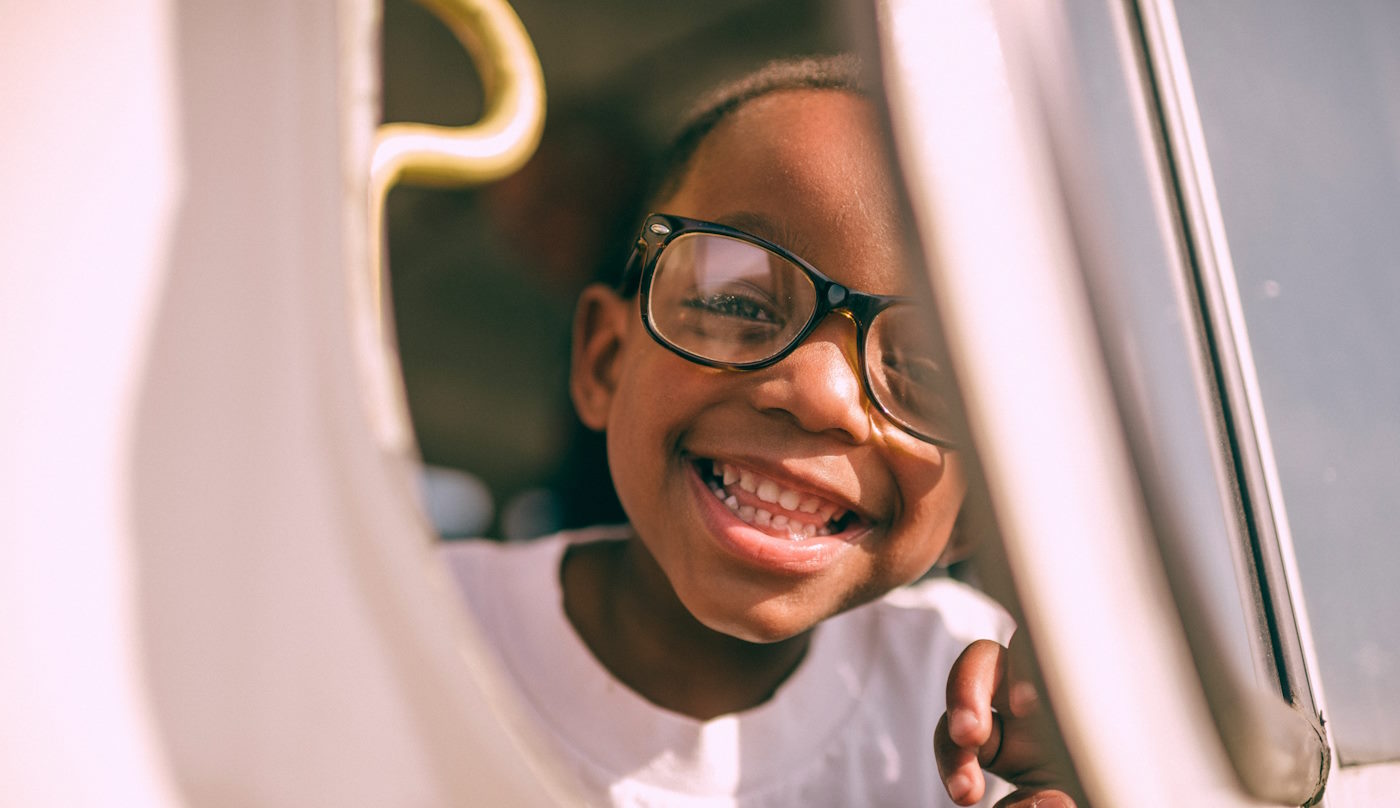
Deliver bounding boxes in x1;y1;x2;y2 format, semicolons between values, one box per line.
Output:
881;353;952;406
884;353;944;385
681;290;783;326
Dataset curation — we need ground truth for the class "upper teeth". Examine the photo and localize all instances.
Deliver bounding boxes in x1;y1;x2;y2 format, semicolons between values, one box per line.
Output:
705;460;848;538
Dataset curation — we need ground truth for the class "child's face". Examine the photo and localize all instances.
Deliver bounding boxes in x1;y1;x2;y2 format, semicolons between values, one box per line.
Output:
572;89;966;643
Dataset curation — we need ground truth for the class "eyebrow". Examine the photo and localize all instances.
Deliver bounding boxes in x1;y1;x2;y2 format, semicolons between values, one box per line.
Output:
713;211;817;261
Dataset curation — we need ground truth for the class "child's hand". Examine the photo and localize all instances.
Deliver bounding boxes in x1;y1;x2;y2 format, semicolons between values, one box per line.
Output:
934;635;1078;808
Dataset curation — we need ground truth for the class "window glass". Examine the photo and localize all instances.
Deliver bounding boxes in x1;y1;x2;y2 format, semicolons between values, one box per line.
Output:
1175;0;1400;765
1058;0;1267;692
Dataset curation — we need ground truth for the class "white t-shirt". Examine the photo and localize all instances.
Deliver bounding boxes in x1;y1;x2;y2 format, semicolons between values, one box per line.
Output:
441;526;1013;807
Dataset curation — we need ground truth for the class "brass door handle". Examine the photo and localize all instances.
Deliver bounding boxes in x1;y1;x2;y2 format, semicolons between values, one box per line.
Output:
369;0;546;322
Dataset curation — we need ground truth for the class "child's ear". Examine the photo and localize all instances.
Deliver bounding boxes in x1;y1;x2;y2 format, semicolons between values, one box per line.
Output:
570;283;631;431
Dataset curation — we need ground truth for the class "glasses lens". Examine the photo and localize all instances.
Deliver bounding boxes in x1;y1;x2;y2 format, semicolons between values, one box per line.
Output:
647;233;817;364
864;304;958;443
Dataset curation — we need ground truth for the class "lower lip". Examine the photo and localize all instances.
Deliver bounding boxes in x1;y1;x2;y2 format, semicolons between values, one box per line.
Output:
687;465;865;575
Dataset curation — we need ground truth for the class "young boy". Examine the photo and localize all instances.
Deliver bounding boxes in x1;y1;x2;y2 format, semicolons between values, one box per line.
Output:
444;56;1074;807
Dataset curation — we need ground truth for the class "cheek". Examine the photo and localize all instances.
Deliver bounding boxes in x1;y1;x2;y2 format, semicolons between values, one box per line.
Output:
887;448;967;576
602;348;724;499
892;439;963;511
609;345;733;434
602;345;670;515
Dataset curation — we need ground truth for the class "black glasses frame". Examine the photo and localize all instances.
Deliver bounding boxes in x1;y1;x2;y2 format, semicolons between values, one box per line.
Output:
619;212;956;447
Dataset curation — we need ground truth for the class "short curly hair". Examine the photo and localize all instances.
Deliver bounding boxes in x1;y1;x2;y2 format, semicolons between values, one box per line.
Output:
648;54;868;206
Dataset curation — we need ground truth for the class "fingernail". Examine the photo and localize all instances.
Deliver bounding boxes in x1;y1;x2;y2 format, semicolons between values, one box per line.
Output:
1031;796;1070;808
949;708;979;740
946;772;971;802
1010;681;1038;715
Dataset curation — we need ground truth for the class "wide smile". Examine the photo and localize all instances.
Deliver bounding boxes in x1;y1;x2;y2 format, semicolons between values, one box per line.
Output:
685;456;872;574
696;459;859;539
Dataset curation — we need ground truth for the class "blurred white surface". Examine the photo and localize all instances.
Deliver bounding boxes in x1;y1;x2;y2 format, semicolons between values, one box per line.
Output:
1;2;571;806
1;3;183;806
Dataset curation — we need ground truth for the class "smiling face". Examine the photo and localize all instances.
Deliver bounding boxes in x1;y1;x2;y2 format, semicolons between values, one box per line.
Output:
571;89;966;643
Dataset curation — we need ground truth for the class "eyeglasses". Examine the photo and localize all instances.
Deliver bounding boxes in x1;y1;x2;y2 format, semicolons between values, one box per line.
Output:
619;213;960;447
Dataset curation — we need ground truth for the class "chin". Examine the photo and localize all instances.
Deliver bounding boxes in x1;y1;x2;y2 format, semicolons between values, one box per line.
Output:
715;620;804;645
688;594;828;645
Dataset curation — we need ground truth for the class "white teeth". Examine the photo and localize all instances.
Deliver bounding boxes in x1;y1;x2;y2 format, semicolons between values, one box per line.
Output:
721;500;834;539
738;471;757;494
704;459;853;537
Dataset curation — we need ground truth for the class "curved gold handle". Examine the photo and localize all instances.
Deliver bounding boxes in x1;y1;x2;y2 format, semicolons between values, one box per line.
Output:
369;0;546;323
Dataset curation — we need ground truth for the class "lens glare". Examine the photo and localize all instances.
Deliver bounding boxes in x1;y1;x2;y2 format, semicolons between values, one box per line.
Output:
864;304;956;443
647;233;816;364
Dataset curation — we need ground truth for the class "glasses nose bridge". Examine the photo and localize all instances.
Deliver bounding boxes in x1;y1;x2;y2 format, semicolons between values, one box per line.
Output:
791;305;864;385
826;306;862;339
816;283;879;340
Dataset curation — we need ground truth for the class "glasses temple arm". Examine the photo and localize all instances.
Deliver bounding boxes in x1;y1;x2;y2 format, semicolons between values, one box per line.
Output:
616;243;644;295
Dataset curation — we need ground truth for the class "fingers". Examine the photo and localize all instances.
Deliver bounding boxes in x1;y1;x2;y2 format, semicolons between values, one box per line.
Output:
935;711;1002;805
992;788;1077;808
945;639;1006;753
934;712;979;805
939;639;1008;805
941;633;1064;805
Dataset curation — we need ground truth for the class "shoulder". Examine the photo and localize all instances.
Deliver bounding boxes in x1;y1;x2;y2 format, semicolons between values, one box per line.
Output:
850;576;1014;692
727;579;1012;806
439;524;629;577
876;575;1015;646
438;525;631;616
438;534;548;601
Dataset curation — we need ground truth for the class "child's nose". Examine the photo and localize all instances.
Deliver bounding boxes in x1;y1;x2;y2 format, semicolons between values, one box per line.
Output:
749;314;872;443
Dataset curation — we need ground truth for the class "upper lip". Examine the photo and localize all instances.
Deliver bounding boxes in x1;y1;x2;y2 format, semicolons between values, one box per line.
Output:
686;451;877;525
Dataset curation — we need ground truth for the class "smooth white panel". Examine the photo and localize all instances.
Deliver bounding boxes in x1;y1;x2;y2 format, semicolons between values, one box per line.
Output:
0;3;184;806
2;2;575;806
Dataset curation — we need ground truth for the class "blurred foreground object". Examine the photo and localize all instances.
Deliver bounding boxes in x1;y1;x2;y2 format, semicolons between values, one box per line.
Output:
1;1;568;806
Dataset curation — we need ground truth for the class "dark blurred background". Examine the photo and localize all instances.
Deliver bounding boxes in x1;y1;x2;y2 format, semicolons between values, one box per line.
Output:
382;0;853;538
